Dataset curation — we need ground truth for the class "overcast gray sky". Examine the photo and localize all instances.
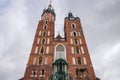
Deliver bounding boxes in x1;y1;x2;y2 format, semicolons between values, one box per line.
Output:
0;0;120;80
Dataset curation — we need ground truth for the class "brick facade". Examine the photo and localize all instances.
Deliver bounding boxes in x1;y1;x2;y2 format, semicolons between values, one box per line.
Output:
20;3;98;80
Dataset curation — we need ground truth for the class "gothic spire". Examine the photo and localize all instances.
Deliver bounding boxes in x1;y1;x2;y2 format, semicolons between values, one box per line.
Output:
42;0;55;16
48;0;52;9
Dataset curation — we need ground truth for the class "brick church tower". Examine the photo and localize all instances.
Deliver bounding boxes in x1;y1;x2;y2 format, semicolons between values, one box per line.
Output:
20;3;99;80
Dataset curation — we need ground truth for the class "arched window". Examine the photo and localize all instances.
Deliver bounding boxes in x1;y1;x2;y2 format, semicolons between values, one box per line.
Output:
76;47;79;54
43;31;46;36
73;32;77;37
42;69;44;75
76;69;79;75
32;71;36;76
45;20;48;24
78;57;81;64
55;44;66;60
42;39;45;44
39;58;42;65
44;25;47;30
40;47;44;54
71;23;76;29
74;38;78;44
33;71;36;75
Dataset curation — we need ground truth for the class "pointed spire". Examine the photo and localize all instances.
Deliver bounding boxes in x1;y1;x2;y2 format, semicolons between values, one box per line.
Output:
42;0;55;17
48;0;52;9
56;31;62;39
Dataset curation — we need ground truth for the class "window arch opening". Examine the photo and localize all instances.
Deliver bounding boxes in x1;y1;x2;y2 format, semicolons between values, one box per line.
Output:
42;69;45;75
42;39;45;44
73;32;77;37
74;38;78;44
78;57;81;64
76;47;79;54
71;23;76;29
55;44;66;60
40;47;44;54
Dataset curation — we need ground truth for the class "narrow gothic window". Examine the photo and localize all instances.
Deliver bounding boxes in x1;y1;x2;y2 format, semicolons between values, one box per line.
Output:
45;20;48;24
43;31;46;36
76;47;79;54
74;38;78;44
71;23;76;28
55;45;66;60
39;58;42;65
44;25;47;30
33;71;36;75
42;39;45;44
76;69;79;75
42;69;44;75
73;32;77;37
40;47;44;54
31;71;37;77
78;57;81;64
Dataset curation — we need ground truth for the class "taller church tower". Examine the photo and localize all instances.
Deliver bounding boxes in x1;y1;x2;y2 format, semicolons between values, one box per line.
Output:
20;3;99;80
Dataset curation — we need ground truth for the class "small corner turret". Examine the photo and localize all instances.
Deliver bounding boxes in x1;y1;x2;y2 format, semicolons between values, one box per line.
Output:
65;12;80;20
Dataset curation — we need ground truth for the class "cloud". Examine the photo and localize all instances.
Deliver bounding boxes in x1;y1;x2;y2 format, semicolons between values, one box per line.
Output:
0;0;120;80
0;0;30;80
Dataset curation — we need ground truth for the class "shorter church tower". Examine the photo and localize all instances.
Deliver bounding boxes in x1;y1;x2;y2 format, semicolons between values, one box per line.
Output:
20;3;100;80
